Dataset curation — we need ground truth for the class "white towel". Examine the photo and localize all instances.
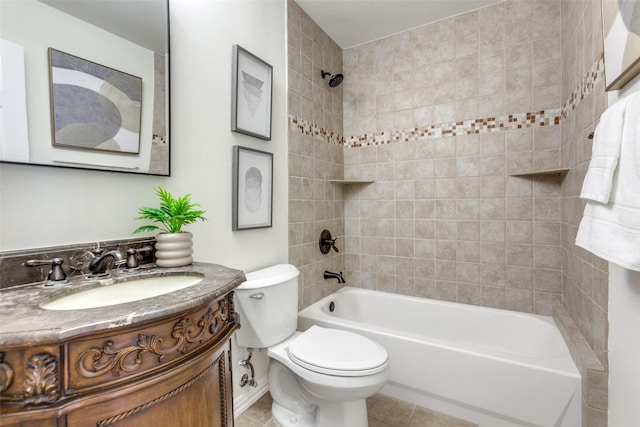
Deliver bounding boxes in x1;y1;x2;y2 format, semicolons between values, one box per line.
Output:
576;91;640;271
579;96;629;203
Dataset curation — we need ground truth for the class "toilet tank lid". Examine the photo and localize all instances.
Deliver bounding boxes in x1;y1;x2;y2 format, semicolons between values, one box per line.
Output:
238;264;300;289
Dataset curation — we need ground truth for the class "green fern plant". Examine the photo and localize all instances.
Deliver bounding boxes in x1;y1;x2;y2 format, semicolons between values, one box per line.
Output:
133;187;207;234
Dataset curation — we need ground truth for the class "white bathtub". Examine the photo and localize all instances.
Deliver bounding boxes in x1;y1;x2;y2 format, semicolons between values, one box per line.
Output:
297;287;581;427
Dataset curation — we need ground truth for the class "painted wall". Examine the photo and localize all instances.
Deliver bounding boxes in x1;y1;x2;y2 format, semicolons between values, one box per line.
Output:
169;0;288;410
609;265;640;426
168;0;287;272
0;0;288;270
607;75;640;427
0;0;288;411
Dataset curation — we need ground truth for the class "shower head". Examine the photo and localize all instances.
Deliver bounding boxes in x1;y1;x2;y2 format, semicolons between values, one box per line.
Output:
321;70;343;87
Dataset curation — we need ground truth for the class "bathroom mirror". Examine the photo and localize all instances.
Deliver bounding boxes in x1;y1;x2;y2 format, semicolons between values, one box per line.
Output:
0;0;170;176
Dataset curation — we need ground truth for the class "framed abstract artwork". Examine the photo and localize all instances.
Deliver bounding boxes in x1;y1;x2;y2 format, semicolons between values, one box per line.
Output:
232;145;273;230
48;48;142;153
231;45;273;140
602;0;640;91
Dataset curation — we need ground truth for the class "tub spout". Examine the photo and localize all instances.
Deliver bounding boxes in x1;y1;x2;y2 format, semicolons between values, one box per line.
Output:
323;270;345;283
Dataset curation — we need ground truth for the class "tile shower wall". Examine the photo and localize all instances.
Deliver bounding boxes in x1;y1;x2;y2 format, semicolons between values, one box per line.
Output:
340;0;564;314
286;0;609;425
287;0;345;307
560;0;608;424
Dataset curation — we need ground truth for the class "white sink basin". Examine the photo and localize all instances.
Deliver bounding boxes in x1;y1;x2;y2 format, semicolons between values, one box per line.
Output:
41;274;204;310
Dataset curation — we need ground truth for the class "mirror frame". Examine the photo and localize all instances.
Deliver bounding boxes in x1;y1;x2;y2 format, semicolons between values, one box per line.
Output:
0;0;171;176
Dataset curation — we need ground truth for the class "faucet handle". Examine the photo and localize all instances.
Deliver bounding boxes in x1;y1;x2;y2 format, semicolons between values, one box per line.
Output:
25;258;68;285
125;248;140;271
124;246;153;271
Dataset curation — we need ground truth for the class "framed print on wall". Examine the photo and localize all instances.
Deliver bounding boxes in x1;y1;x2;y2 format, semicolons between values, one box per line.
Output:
232;145;273;230
231;45;273;140
48;48;142;153
602;0;640;91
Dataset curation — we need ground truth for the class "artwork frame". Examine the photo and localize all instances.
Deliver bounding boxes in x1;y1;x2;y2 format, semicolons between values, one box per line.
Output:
602;0;640;91
231;45;273;140
232;145;273;231
48;48;142;154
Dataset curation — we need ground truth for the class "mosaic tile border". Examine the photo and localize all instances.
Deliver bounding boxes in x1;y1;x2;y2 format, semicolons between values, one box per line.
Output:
288;117;345;146
288;109;561;148
343;109;561;148
287;55;603;149
561;53;605;119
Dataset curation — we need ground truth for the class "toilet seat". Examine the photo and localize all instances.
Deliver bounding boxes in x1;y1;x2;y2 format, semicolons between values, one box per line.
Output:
287;326;388;377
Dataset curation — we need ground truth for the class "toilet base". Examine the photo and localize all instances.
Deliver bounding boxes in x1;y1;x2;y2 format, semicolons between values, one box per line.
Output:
316;399;368;427
268;357;372;427
271;401;316;427
271;399;368;427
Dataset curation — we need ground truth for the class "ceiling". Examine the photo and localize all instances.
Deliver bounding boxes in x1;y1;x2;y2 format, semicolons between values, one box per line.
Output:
295;0;501;48
40;0;167;52
41;0;499;54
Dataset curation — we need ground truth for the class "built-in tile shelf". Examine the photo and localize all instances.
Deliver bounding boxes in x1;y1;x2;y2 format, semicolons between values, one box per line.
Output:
509;168;570;177
329;180;375;184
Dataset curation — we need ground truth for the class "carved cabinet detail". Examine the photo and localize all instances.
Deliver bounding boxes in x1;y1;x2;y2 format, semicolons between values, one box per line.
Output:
0;291;238;427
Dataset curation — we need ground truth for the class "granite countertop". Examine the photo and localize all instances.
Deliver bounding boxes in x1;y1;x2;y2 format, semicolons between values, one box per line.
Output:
0;262;245;346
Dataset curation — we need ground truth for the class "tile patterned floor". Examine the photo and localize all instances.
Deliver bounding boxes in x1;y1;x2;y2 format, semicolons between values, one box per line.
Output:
235;392;479;427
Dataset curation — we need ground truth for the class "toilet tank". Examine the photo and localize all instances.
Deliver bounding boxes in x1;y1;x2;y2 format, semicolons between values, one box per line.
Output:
235;264;299;348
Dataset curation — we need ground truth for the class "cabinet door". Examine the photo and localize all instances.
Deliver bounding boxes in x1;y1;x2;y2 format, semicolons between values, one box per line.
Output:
66;342;233;427
0;420;57;427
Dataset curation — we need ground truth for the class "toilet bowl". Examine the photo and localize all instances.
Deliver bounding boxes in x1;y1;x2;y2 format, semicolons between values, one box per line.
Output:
234;264;390;427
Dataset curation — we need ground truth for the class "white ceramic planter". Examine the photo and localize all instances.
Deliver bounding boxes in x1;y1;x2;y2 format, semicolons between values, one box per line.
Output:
155;232;193;267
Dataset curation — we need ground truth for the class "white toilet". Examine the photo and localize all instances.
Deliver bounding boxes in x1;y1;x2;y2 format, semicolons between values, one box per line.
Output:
235;264;390;427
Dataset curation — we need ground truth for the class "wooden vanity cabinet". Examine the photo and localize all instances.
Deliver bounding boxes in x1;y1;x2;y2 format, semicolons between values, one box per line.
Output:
0;292;238;427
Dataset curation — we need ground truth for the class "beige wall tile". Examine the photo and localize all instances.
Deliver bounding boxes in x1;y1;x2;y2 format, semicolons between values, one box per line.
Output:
458;283;482;305
506;287;533;312
288;0;573;342
481;285;505;308
507;265;533;289
534;268;562;293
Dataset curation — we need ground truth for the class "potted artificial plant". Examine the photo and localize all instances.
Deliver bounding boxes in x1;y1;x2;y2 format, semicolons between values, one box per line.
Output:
134;187;207;267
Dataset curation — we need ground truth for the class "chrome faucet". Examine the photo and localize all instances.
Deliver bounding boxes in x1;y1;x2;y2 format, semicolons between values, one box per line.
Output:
88;249;125;277
323;270;345;283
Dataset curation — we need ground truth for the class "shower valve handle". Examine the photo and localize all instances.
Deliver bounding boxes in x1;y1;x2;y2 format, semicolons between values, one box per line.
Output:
319;230;340;254
329;237;339;252
322;237;339;251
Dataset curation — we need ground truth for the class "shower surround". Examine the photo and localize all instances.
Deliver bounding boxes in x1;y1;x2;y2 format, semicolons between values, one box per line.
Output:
341;0;564;313
287;0;608;425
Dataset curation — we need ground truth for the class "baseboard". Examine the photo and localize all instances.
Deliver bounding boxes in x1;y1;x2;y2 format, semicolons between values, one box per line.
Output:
233;377;269;418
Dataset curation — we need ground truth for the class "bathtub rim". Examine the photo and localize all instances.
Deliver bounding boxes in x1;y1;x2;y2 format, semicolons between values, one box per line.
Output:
298;286;580;377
